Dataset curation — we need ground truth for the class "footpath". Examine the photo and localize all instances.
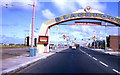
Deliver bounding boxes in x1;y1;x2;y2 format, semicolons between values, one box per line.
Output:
84;47;120;56
1;47;68;75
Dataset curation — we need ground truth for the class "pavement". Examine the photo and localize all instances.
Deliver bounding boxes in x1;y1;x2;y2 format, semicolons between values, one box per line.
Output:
1;47;68;75
84;47;120;56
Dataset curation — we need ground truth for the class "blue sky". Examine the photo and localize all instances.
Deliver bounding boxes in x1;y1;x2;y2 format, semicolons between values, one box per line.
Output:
0;0;120;44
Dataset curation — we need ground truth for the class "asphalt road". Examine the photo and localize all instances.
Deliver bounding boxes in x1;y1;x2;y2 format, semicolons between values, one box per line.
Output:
17;47;120;74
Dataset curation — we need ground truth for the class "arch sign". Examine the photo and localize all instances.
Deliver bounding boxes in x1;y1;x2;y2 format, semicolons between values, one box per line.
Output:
37;6;120;53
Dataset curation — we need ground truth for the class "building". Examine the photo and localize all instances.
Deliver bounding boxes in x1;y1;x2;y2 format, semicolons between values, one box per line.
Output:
107;35;120;51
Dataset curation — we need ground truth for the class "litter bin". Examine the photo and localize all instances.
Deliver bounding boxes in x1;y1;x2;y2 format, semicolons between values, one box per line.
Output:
29;47;35;57
34;48;36;56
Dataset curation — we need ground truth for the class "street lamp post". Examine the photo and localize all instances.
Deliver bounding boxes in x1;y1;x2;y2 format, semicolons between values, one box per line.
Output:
104;22;107;51
31;0;36;48
56;25;58;47
28;0;36;57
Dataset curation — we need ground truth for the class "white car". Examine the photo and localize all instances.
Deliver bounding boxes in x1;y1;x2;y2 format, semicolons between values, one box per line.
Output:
72;46;76;49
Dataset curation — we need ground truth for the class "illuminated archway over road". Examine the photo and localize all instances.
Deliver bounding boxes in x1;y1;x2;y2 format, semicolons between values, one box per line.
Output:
37;7;120;53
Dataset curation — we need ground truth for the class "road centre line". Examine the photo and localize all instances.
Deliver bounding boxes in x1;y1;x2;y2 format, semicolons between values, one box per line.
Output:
92;57;98;61
79;48;92;57
112;69;120;74
79;47;120;74
86;53;89;56
88;55;92;57
99;61;108;67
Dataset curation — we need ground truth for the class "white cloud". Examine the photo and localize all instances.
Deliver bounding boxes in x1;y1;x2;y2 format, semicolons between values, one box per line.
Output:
76;0;106;11
70;26;80;30
52;0;77;14
81;26;95;33
52;0;106;14
42;9;55;19
100;31;104;35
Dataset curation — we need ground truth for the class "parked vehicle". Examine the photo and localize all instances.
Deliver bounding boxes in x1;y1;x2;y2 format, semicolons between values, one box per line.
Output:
72;46;76;50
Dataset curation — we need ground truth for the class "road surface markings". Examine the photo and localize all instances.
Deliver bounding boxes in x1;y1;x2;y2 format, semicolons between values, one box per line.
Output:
99;61;108;67
79;48;92;58
92;57;98;61
86;53;89;55
88;55;92;57
112;69;120;74
79;47;120;74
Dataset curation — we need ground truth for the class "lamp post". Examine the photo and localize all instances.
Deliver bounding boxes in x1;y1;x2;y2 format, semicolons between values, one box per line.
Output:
93;31;96;50
56;25;58;47
28;0;36;57
31;0;36;48
104;22;107;51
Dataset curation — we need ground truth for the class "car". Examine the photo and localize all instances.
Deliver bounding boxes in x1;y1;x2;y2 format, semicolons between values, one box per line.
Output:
71;46;76;49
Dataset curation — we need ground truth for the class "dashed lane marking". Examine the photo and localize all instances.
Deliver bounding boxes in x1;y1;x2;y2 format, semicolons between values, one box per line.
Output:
79;47;120;74
85;53;88;55
112;69;120;74
79;48;92;58
92;57;98;61
99;61;108;67
88;55;92;57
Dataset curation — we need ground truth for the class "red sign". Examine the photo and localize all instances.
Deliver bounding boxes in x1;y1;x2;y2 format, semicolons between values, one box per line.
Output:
38;36;48;44
92;35;97;40
63;34;67;39
75;22;101;25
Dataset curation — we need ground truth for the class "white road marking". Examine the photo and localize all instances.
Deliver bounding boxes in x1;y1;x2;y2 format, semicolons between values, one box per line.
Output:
79;47;120;74
79;48;92;58
112;69;120;74
79;48;86;53
92;57;98;61
99;61;108;67
86;53;89;56
88;55;92;57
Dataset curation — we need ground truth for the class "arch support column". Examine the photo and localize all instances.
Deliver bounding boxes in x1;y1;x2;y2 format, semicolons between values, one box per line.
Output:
44;28;50;53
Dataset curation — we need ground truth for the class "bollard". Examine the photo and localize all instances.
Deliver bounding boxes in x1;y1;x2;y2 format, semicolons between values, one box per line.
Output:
29;47;35;57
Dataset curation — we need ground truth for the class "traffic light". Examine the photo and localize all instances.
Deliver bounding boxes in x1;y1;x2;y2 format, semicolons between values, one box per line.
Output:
34;38;37;47
25;36;29;46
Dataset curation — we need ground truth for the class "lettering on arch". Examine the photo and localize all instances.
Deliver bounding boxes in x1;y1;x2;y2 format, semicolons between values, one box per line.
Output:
55;13;120;25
